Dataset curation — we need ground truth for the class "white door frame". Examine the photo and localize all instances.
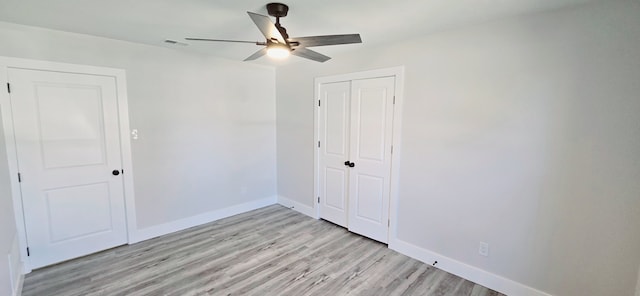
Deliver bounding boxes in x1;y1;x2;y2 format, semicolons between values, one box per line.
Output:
0;56;137;273
313;66;405;243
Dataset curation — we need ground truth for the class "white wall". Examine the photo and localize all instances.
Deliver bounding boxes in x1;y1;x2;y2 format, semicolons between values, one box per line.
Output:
0;108;19;296
0;22;277;232
276;1;640;295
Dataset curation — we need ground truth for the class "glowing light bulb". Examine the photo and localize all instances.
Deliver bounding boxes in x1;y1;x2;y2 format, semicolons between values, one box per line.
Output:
266;43;290;59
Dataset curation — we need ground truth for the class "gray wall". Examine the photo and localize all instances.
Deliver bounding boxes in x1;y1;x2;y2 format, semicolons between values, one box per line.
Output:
276;1;640;295
0;21;277;229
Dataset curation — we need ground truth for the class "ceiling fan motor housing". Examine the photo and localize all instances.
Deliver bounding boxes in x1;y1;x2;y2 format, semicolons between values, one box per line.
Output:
267;3;289;18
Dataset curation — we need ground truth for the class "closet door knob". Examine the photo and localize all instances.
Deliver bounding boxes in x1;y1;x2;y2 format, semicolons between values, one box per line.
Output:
348;162;355;168
344;161;350;166
112;170;120;176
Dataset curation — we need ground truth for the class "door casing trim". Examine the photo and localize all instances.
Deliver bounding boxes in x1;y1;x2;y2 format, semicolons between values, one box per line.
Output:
313;66;405;244
0;56;138;273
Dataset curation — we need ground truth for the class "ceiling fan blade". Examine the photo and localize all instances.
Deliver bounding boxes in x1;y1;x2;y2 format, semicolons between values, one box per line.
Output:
186;38;261;44
244;47;268;61
291;47;331;63
289;34;362;47
247;12;286;44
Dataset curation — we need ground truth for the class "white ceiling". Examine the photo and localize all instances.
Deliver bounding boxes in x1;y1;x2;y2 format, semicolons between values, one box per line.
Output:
0;0;596;63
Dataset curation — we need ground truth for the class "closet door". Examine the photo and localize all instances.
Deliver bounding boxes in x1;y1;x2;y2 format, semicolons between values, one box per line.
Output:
318;81;351;227
347;76;395;243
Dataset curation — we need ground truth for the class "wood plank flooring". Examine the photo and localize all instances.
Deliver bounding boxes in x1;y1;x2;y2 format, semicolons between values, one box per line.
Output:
22;205;506;296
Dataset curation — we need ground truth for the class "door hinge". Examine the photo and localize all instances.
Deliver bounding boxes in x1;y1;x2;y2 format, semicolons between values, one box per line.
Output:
388;219;390;227
26;247;30;256
317;196;320;203
391;146;393;154
6;83;10;93
318;141;321;148
318;100;321;107
17;173;21;183
393;96;396;104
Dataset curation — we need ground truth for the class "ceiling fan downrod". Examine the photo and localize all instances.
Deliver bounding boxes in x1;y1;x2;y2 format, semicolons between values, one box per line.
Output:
267;3;290;40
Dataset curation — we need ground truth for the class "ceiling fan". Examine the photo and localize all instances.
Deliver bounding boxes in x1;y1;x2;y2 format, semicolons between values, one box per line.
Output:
186;3;362;63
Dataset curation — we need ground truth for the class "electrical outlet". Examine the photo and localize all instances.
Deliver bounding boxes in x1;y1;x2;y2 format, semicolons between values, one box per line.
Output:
131;129;139;140
479;242;490;257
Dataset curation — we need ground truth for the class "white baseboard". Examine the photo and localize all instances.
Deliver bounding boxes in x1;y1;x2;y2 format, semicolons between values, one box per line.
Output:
277;195;317;218
635;266;640;296
389;238;551;296
11;273;23;296
131;196;277;243
9;233;23;296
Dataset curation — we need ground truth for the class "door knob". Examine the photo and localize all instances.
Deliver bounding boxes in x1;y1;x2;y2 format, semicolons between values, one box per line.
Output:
344;161;350;166
112;170;120;176
348;162;355;168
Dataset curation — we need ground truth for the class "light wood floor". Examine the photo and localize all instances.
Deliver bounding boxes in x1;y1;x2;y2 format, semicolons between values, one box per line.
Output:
22;205;505;296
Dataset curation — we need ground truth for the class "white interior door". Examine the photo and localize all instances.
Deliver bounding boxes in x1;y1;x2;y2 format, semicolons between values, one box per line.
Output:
318;81;351;227
9;68;127;269
347;77;395;243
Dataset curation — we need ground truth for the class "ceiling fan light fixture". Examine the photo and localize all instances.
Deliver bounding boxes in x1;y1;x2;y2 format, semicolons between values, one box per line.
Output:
266;43;290;59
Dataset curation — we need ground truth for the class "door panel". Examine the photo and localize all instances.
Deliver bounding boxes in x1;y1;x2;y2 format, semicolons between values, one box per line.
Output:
325;91;348;156
318;81;351;227
324;168;346;210
45;183;112;243
354;174;385;223
37;85;107;168
356;89;387;161
9;68;127;268
348;76;395;243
